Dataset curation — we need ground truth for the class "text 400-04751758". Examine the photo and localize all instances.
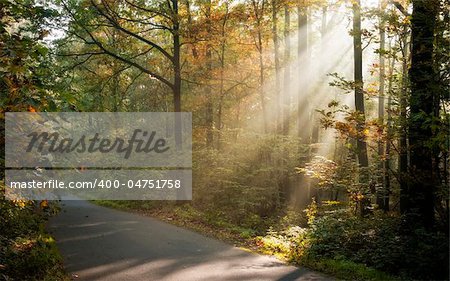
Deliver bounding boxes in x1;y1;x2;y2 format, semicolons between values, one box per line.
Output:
125;179;182;189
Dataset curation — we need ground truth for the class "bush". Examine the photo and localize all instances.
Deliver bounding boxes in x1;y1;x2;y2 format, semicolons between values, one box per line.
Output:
258;205;449;280
305;211;449;279
3;235;64;281
0;185;67;281
192;133;308;231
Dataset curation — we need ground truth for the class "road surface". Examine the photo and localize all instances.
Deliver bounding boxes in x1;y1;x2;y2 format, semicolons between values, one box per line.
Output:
49;200;330;281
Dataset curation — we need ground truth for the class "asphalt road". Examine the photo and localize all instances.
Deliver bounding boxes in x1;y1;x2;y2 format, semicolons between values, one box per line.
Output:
48;200;330;281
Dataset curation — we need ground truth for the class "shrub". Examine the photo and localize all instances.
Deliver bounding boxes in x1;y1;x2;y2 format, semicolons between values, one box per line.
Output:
257;202;449;280
0;183;67;281
192;133;308;230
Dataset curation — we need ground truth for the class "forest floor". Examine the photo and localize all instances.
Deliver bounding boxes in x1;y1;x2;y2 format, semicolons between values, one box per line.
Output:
49;200;330;281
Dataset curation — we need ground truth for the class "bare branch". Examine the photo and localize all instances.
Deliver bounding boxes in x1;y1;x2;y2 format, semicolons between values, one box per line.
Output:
60;0;174;90
123;0;172;21
92;0;175;63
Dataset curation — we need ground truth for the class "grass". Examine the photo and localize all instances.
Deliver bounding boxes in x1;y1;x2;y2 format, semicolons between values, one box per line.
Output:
299;257;397;281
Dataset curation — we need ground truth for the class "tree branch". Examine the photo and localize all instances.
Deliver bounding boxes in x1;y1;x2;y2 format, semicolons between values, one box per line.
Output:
92;0;175;64
61;0;174;90
389;1;410;17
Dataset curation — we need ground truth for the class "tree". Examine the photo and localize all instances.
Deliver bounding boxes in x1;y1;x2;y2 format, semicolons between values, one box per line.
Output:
310;4;328;145
352;0;369;215
205;0;214;148
272;0;281;133
0;0;58;180
398;11;409;215
405;0;439;228
216;1;231;149
251;0;268;133
282;3;290;135
0;0;56;112
376;0;388;211
60;0;183;147
297;0;309;143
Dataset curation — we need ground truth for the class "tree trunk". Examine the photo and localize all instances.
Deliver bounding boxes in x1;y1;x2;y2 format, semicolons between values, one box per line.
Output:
111;29;120;112
398;24;409;214
205;0;214;148
384;39;395;213
376;0;387;211
310;6;328;145
217;95;223;149
279;3;291;205
352;0;369;216
217;6;228;150
173;0;182;149
406;0;439;228
253;0;268;133
282;4;290;136
297;0;309;143
272;0;281;133
185;0;198;59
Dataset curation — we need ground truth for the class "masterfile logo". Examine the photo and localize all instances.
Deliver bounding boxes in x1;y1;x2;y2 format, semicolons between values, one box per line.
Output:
5;112;192;168
5;112;192;201
25;129;170;159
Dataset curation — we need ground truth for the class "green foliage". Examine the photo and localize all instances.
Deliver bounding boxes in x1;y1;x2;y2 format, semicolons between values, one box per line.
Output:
257;226;308;258
0;184;67;281
0;0;59;112
307;211;449;279
300;257;395;281
258;206;449;280
193;133;307;230
3;235;65;281
299;154;377;214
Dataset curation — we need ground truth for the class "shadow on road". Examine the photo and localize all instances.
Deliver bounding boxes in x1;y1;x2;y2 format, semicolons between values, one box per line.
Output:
49;200;329;281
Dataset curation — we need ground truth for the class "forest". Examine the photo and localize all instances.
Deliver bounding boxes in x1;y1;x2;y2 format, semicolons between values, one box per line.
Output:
0;0;449;280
